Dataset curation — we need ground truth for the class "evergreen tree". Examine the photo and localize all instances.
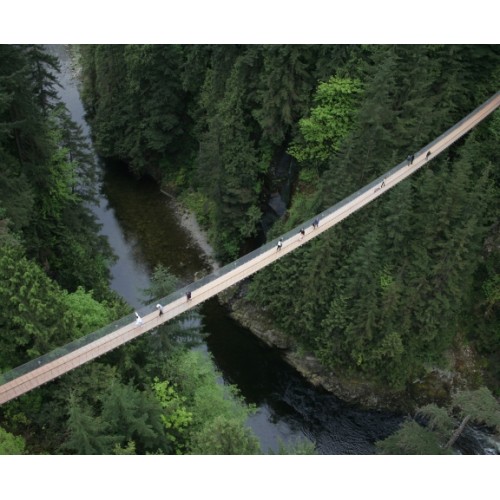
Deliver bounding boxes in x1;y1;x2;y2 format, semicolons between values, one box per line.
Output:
249;45;500;391
376;387;500;454
20;45;61;115
99;381;169;454
376;419;449;455
253;45;314;146
62;393;111;455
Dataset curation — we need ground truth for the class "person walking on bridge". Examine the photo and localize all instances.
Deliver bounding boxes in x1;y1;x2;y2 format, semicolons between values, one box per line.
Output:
299;229;305;240
312;218;319;229
156;304;164;316
134;312;143;326
276;238;283;251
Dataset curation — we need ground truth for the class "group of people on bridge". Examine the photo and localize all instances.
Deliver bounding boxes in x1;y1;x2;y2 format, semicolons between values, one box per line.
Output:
135;149;436;328
134;293;192;327
407;150;432;166
276;218;320;252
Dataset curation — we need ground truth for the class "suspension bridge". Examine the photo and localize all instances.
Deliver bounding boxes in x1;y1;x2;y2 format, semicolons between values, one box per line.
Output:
1;91;499;406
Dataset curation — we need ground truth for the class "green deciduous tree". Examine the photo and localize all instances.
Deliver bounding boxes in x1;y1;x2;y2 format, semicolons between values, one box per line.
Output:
152;377;193;454
62;286;113;336
288;76;363;165
0;426;26;455
0;243;77;368
164;350;259;454
189;415;260;455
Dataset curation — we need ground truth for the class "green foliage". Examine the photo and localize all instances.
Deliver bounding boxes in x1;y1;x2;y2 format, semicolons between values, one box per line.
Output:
0;426;26;455
143;264;178;300
377;387;500;454
482;274;500;312
0;160;34;230
152;378;193;454
288;76;363;164
416;404;456;441
252;45;315;146
62;380;171;455
297;166;320;187
62;393;112;455
113;440;136;455
166;350;259;454
62;286;113;336
270;437;317;455
180;190;215;229
375;420;449;455
250;46;500;390
173;351;253;422
451;387;500;431
98;381;169;454
0;243;77;367
189;415;260;455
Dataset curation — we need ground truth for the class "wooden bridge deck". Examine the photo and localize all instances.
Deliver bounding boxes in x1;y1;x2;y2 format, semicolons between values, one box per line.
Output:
1;91;499;406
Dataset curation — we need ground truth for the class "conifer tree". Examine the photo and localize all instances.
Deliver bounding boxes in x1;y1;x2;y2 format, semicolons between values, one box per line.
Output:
62;393;111;454
376;387;500;454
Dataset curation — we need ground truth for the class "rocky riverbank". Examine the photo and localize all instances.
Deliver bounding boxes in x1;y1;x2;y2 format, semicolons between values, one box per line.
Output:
220;285;412;412
218;282;488;413
161;191;220;274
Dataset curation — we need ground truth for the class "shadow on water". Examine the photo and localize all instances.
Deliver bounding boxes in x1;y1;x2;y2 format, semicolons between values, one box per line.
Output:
202;297;403;454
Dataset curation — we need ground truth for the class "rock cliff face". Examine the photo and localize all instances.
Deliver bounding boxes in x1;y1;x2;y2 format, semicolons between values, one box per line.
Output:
221;284;484;413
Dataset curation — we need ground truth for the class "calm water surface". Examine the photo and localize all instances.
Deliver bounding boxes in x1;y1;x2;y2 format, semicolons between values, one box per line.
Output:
47;44;404;454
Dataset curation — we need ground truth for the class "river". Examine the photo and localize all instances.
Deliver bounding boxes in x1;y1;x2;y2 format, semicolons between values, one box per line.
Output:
47;44;416;454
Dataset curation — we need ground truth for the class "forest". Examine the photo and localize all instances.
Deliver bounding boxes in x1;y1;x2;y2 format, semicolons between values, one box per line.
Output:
0;45;272;455
0;44;499;455
79;44;500;391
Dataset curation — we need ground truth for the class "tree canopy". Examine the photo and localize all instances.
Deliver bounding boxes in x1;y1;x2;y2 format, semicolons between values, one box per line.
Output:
2;44;498;455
